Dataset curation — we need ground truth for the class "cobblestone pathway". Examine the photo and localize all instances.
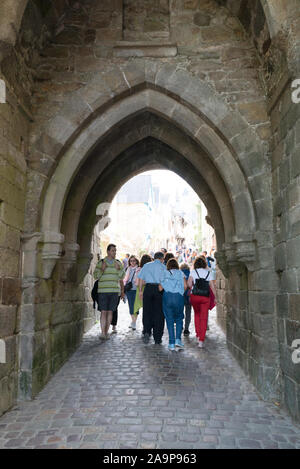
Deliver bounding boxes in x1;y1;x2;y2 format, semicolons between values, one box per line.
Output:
0;304;299;449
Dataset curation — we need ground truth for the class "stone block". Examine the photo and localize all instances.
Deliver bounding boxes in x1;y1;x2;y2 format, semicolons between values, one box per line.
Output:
233;192;256;235
0;220;6;247
218;111;248;141
289;205;300;238
0;249;19;277
277;318;286;344
290;294;300;322
258;366;280;401
285;320;300;346
279;159;290;191
237;101;268;125
102;68;131;96
2;278;21;305
33;329;50;369
286;236;300;268
250;270;279;292
248;312;277;338
50;323;73;360
20;304;35;333
181;75;229;124
280;269;298;293
50;302;73;326
171;104;202;136
193;12;210;26
5;226;20;251
35;303;51;331
32;361;51;396
35;280;53;304
276;293;289;319
275;243;287;272
1;202;24;230
249;335;279;366
0;305;17;337
248;173;271;202
249;291;275;314
254;198;273;231
0;335;17;380
201;26;233;43
284;376;299;421
291;145;300;178
0;374;17;417
279;343;300;382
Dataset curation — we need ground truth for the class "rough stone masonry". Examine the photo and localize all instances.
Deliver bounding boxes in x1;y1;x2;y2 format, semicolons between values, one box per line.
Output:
0;0;299;426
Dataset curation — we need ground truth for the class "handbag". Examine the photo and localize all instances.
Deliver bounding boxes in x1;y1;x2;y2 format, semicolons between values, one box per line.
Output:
192;270;210;297
124;269;136;293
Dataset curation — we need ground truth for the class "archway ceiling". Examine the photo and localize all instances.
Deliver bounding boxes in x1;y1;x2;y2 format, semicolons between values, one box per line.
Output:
77;136;226;252
60;111;233;251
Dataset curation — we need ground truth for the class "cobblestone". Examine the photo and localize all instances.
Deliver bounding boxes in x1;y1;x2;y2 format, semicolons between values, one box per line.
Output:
0;306;299;449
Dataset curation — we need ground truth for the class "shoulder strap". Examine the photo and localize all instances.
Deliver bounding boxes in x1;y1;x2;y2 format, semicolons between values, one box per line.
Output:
130;268;136;281
195;269;201;279
205;271;210;280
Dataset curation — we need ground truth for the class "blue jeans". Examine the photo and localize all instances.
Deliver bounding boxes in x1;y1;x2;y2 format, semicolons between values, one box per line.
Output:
126;289;138;315
162;292;184;345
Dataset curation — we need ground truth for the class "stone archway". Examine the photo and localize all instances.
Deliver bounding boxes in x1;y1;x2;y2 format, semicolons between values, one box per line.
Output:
18;63;280;405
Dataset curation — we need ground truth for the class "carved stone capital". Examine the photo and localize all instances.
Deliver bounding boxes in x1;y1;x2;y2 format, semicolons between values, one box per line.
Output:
60;243;80;281
41;231;65;279
235;240;257;271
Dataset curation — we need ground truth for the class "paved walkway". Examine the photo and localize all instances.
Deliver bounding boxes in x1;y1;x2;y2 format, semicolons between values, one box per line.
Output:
0;304;299;449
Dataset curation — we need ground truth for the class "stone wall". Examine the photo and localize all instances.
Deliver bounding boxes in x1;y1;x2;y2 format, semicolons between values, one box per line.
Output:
0;0;299;422
271;80;300;420
0;68;28;417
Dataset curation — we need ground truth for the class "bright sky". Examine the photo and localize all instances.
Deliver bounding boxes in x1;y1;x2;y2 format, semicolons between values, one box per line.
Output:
141;169;199;201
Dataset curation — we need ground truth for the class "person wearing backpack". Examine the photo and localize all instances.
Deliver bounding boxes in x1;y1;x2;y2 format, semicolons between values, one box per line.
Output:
93;244;125;339
188;256;216;348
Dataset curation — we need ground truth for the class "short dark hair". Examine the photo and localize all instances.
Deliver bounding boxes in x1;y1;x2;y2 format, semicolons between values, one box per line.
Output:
140;254;152;267
164;252;175;264
107;244;116;252
167;258;179;270
154;251;164;260
194;256;207;269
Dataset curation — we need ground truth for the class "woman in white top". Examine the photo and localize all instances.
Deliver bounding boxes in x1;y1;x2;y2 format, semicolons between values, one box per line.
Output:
123;255;140;330
188;256;216;348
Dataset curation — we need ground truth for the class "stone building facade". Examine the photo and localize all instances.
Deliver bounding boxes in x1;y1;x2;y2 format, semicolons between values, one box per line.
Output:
0;0;299;421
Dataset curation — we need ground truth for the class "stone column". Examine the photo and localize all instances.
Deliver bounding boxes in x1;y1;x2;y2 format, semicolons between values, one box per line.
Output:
18;232;41;400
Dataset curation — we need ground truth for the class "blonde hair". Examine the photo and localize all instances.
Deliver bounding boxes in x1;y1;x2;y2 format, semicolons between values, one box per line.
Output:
180;263;189;270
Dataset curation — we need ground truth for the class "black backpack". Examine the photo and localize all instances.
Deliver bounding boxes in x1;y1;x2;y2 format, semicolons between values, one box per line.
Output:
91;280;98;309
192;270;210;297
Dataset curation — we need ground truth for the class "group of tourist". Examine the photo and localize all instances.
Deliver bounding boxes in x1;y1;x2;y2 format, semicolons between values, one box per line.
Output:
93;244;217;350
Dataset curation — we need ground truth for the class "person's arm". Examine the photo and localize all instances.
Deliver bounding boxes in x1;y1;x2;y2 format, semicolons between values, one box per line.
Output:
134;268;141;286
138;278;145;298
120;279;125;299
123;268;130;285
94;260;105;280
187;274;194;289
209;280;216;297
183;277;187;291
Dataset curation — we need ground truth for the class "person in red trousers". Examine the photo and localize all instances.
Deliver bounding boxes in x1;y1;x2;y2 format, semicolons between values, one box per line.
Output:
188;257;216;348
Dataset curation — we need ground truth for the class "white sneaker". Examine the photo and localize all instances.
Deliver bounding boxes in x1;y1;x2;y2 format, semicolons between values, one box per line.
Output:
131;323;136;330
198;341;204;348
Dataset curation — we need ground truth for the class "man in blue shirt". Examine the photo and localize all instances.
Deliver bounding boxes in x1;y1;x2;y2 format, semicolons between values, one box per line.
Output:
138;251;166;344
